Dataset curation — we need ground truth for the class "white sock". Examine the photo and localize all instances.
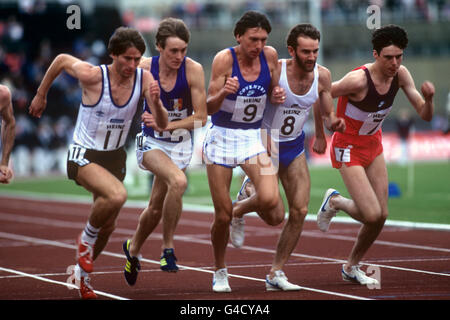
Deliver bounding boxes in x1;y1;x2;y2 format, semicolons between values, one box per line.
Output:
81;221;100;246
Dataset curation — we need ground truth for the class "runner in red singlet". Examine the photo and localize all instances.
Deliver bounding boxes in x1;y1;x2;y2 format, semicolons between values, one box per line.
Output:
316;25;435;285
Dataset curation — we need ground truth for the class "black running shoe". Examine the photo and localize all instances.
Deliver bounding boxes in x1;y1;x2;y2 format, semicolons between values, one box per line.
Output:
123;239;141;286
160;248;179;272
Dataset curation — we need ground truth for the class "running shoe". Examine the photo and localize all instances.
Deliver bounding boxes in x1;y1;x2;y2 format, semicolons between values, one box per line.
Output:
342;264;379;286
237;176;252;201
69;266;97;299
213;268;231;293
76;233;94;273
160;248;179;272
79;276;98;299
230;216;245;248
123;239;141;286
266;270;302;291
317;188;340;232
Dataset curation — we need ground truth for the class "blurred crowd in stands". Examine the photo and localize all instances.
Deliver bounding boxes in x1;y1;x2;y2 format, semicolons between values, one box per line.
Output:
0;0;449;177
162;0;450;28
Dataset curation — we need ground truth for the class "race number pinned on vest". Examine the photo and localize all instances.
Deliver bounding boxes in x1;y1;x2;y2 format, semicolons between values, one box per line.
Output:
231;95;266;123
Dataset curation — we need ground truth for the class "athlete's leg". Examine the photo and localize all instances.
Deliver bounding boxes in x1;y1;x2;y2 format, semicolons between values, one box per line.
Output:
75;163;128;259
207;164;233;270
335;154;388;269
129;174;167;256
135;149;187;252
269;153;309;276
235;152;284;226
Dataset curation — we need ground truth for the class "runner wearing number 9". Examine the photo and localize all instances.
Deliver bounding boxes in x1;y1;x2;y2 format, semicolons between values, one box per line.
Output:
203;11;285;293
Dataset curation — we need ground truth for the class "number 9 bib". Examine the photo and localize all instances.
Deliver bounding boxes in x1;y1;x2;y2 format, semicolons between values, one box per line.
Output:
231;95;266;123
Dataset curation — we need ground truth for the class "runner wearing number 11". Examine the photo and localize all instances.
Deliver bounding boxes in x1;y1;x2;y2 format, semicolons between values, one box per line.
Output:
317;25;434;285
29;27;168;299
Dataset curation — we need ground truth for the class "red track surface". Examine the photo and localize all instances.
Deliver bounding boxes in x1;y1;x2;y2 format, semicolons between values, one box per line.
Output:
0;195;449;304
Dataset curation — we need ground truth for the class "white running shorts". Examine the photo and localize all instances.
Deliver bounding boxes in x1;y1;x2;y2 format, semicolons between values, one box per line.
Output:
202;123;266;168
136;132;193;170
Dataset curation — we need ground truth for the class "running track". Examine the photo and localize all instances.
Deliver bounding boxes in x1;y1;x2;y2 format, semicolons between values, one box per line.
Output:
0;194;449;305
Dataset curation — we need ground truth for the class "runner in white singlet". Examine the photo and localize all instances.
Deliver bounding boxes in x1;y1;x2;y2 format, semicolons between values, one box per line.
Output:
29;27;168;299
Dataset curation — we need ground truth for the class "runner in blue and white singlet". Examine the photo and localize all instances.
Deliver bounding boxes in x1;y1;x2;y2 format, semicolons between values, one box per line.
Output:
204;11;287;293
136;56;194;170
204;47;271;167
123;17;208;284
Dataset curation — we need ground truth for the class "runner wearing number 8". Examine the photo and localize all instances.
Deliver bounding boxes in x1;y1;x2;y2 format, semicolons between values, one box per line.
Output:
318;25;434;285
29;27;168;299
234;24;345;291
203;11;286;293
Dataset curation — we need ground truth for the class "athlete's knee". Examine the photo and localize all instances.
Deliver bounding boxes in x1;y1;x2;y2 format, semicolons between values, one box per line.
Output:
288;206;308;226
213;209;232;228
108;186;127;208
168;172;188;196
364;207;387;226
257;192;279;212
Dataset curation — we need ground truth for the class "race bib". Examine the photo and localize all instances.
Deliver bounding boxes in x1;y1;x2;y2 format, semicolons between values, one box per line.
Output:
271;106;308;137
334;147;350;163
95;120;131;150
231;95;266;123
68;143;87;162
155;109;189;140
358;109;390;135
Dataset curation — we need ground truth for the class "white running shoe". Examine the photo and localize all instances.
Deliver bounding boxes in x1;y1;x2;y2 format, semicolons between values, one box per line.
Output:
317;188;340;232
230;217;245;248
342;264;379;286
237;176;252;201
213;268;231;293
266;270;302;291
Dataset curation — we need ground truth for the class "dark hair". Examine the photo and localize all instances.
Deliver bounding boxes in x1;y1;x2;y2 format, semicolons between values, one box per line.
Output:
108;27;146;56
156;17;190;49
286;23;321;49
372;24;408;54
233;11;272;37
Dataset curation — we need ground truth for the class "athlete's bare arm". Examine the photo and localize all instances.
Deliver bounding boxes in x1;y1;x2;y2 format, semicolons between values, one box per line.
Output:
331;68;368;101
206;49;238;115
264;47;284;105
398;65;434;122
29;54;101;118
171;59;207;129
142;70;168;130
317;66;345;133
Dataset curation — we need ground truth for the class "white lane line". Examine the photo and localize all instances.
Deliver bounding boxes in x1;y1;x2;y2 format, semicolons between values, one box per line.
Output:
1;210;450;277
1;193;450;231
1;211;449;254
0;266;129;300
0;232;370;300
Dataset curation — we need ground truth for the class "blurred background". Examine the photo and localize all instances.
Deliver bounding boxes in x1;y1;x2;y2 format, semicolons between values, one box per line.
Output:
0;0;449;179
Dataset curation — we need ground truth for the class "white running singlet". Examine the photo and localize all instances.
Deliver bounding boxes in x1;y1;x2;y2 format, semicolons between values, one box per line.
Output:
262;59;319;143
72;65;142;151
